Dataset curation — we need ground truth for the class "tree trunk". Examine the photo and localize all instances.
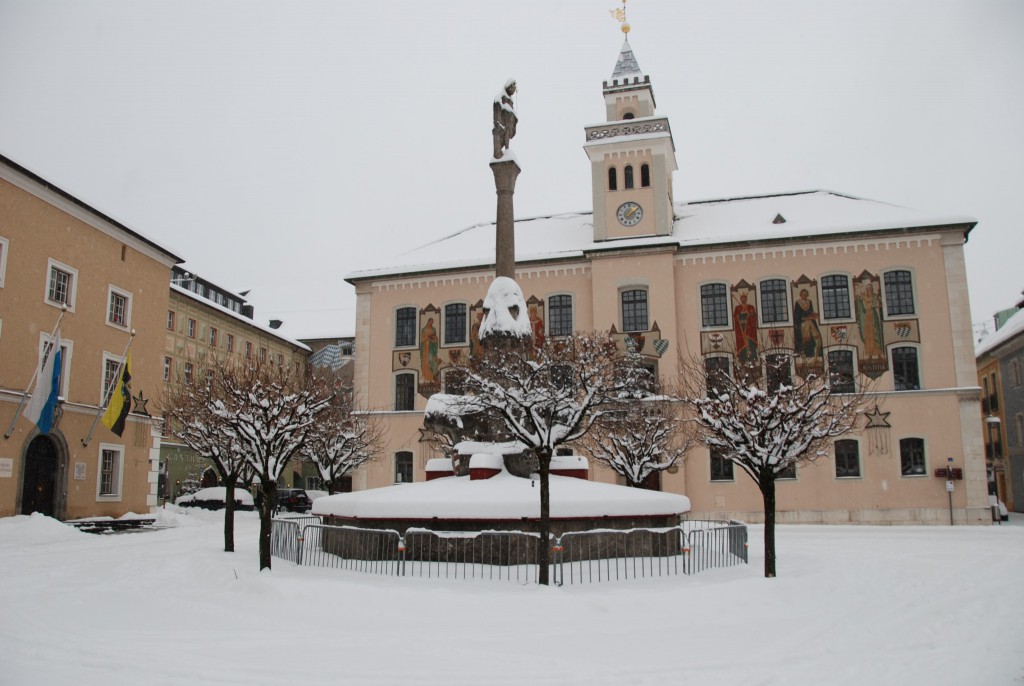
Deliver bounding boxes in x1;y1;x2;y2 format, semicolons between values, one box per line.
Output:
537;448;552;586
223;474;237;553
326;479;335;496
759;472;777;578
258;476;274;570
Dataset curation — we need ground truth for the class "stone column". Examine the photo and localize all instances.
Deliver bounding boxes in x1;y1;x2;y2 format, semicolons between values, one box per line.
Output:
490;159;521;280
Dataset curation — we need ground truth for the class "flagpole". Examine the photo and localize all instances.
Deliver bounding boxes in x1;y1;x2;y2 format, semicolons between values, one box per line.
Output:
82;329;136;447
3;305;68;440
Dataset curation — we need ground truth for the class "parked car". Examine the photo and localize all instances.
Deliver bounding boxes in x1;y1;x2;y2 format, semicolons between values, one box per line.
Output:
276;488;312;513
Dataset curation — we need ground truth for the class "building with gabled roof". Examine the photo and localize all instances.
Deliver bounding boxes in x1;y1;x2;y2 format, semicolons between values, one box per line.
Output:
344;37;988;525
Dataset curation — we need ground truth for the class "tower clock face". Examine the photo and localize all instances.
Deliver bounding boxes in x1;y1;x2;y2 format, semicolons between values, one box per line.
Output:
616;201;643;227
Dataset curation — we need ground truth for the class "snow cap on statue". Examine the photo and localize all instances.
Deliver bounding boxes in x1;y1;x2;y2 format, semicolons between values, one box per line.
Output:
478;276;532;341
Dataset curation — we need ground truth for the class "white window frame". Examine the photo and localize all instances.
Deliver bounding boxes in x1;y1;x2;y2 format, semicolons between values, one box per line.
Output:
547;293;575;338
209;326;218;347
106;284;133;331
167;310;176;331
226;333;234;353
0;235;9;288
698;281;730;330
833;438;862;480
100;352;122;406
38;332;73;399
819;273;853;323
889;343;923;392
898;436;928;478
44;258;78;311
620;286;650;333
442;302;469;346
394;305;419;349
394;451;414;484
96;443;125;501
187;318;196;338
881;268;917;319
163;356;172;382
758;277;791;326
825;346;858;393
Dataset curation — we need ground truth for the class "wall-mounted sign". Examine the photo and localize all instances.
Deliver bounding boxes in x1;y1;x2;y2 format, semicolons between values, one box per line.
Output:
74;462;86;480
0;458;12;478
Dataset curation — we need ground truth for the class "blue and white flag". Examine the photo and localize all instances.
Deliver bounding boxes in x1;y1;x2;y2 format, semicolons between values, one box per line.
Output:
23;330;63;435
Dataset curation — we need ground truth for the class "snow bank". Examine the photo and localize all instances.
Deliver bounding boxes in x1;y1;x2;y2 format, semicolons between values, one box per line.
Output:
0;512;85;543
176;487;254;506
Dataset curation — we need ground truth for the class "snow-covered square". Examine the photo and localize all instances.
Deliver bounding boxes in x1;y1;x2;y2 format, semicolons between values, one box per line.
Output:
1;510;1021;686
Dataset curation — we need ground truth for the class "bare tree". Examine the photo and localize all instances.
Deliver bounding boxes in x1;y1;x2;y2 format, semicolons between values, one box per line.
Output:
582;397;694;488
677;354;872;578
213;360;333;570
299;385;384;495
161;356;250;552
453;332;648;585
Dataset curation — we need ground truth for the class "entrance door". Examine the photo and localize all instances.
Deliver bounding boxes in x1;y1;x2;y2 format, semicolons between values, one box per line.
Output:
21;436;58;516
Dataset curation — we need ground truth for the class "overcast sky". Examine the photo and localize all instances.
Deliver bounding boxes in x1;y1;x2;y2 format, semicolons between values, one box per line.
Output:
1;0;1021;340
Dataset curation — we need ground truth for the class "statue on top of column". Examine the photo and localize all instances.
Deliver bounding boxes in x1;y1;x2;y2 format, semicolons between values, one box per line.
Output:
492;79;518;160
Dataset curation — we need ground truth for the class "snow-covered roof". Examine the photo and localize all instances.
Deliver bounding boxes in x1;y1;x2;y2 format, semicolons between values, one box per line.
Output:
170;283;311;352
610;37;643;80
312;468;690;520
346;191;976;282
976;307;1024;357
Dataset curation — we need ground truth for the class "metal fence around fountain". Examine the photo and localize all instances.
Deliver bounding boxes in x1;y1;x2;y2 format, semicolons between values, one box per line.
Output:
271;518;747;584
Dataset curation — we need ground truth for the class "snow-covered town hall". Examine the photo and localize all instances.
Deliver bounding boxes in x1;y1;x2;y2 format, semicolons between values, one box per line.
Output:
345;37;988;525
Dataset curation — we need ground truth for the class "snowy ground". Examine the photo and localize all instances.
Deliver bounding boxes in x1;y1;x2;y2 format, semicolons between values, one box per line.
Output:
1;510;1021;686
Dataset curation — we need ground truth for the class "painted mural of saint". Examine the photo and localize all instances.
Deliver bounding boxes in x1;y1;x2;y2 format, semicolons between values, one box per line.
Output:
420;317;440;383
793;289;822;359
732;292;758;364
470;309;484;359
528;304;545;348
855;278;885;360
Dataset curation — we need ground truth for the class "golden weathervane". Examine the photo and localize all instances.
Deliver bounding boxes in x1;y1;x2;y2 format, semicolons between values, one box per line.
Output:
609;0;631;34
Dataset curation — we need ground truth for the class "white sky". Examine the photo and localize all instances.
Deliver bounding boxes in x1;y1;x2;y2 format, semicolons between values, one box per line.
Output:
1;0;1021;339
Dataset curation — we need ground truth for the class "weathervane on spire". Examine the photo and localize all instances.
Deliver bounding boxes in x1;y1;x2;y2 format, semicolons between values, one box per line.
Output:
609;0;630;34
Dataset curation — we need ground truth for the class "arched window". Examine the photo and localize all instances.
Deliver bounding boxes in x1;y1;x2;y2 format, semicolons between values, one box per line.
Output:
624;165;634;189
640;164;650;188
608;167;617;191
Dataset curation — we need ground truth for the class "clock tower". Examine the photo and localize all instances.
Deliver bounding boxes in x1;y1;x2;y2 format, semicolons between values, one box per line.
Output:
584;35;678;241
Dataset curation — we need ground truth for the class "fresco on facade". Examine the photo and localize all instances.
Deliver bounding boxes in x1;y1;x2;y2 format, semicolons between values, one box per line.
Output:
854;270;887;379
419;304;441;396
469;300;485;360
526;295;546;348
731;280;759;366
791;275;824;377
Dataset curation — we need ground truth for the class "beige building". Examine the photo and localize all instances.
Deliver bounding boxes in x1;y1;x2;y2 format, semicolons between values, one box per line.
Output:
162;268;310;499
0;154;181;519
344;39;989;525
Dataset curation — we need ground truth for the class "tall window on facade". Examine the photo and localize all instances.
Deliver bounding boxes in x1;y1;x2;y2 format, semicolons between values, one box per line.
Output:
621;289;648;332
765;353;792;391
108;291;128;327
899;438;926;476
395;452;413;483
187;319;196;338
167;310;175;331
640;164;650;188
821;275;852;320
759;279;789;324
163;356;172;382
828;350;855;393
48;265;73;306
1008;360;1021;388
226;334;234;353
396;307;417;347
209;327;218;347
777;463;797;479
710;448;734;481
245;341;252;359
883;270;915;316
443;368;466;395
102;358;121;402
608;167;617;191
624;165;634;189
260;348;267;363
444;303;467;344
891;347;920;391
700;283;728;327
99;447;122;497
184;362;193;385
548;295;573;337
704;356;731;397
395;373;415;411
834;439;861;478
